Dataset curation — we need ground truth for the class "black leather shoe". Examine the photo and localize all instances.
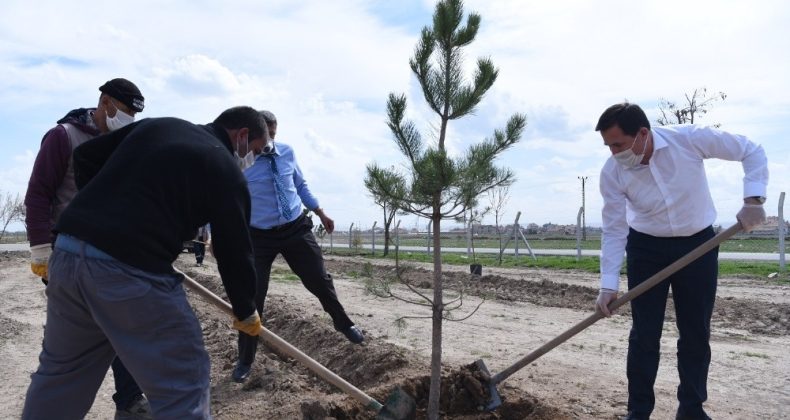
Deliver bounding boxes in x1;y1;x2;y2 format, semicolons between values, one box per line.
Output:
342;326;364;344
676;409;711;420
232;362;251;383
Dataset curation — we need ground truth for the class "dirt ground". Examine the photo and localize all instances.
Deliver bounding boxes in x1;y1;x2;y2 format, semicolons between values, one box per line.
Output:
1;250;788;419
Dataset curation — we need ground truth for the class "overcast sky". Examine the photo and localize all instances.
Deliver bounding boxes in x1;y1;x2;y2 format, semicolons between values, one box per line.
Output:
1;0;788;233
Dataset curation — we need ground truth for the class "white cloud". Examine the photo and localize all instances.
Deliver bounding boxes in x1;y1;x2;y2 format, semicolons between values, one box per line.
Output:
0;151;35;194
0;0;788;233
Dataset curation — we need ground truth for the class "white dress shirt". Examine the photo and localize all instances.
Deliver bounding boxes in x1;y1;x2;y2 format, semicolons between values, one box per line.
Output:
599;124;768;291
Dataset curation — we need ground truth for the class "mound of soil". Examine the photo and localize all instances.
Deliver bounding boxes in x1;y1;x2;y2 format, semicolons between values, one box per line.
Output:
327;259;790;336
177;264;570;419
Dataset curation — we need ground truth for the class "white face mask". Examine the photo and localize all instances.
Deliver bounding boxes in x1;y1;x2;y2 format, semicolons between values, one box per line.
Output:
234;134;257;170
613;131;648;168
106;102;135;131
235;150;256;170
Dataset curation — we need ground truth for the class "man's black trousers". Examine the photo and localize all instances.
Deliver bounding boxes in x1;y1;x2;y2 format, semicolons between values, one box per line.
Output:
238;215;353;365
625;226;717;418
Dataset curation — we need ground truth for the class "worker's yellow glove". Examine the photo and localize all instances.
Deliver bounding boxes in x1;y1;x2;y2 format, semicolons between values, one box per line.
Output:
30;244;52;281
233;312;262;336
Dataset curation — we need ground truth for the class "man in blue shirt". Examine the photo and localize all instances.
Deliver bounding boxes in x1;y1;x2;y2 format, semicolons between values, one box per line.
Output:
232;110;363;383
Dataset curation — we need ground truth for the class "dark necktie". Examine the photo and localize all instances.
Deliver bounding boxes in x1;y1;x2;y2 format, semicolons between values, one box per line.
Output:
264;155;292;220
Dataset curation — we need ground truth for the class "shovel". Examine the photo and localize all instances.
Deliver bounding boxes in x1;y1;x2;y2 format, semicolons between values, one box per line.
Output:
177;269;416;420
475;222;741;411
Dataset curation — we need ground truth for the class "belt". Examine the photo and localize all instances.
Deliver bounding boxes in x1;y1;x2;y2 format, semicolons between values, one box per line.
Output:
55;234;116;261
256;214;304;233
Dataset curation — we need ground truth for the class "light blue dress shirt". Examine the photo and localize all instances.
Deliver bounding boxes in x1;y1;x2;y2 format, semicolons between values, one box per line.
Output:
243;142;319;229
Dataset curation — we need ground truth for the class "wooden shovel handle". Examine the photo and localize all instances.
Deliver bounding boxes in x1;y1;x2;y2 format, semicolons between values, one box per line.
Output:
491;223;741;385
177;269;384;412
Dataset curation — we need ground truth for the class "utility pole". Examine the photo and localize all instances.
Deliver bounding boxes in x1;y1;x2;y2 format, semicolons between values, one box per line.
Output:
578;176;588;240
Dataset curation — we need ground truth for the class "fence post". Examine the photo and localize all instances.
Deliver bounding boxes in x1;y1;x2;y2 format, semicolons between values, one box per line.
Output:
513;212;521;258
395;220;401;254
427;220;432;255
348;223;354;250
779;192;786;271
576;207;583;262
371;221;377;255
466;211;472;259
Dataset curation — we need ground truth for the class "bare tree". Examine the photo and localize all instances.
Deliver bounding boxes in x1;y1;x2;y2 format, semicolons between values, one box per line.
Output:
487;185;510;264
364;166;406;257
0;191;25;242
456;198;490;264
657;87;727;127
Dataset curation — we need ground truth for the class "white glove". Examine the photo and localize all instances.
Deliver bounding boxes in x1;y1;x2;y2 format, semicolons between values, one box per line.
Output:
596;288;618;317
736;203;766;233
30;244;52;280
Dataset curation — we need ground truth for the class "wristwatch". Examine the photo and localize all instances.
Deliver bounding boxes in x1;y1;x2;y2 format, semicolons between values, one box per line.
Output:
747;196;767;204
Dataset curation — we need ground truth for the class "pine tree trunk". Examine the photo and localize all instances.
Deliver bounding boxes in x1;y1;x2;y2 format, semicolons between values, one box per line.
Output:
427;212;443;419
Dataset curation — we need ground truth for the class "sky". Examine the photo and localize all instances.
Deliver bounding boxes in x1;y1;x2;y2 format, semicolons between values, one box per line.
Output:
1;0;788;233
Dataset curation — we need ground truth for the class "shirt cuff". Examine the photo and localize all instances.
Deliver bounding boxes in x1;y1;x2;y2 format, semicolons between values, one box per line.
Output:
743;182;767;199
600;273;620;291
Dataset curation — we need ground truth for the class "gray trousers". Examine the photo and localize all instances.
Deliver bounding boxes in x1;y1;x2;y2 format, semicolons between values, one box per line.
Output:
23;235;211;419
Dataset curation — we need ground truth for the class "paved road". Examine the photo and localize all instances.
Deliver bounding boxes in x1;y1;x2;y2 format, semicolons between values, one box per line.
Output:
0;244;28;252
2;242;783;262
325;243;784;262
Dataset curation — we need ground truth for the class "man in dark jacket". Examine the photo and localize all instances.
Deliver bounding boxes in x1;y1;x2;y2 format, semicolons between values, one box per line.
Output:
23;78;152;419
22;106;267;420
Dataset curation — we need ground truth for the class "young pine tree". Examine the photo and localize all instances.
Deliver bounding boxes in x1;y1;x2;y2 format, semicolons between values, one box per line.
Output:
365;1;526;417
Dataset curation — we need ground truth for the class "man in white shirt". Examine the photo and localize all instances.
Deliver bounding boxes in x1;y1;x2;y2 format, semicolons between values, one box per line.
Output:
594;103;768;420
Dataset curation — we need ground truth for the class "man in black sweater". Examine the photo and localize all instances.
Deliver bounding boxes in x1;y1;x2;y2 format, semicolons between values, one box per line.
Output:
22;106;267;420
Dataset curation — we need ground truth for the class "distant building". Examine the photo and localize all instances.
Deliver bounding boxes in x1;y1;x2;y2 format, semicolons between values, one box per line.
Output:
753;216;789;234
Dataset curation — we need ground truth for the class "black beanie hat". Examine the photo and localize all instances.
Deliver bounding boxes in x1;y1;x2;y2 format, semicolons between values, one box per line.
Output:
99;78;145;112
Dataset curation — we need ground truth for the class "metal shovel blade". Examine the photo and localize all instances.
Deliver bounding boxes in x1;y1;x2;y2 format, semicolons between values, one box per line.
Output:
376;387;417;420
474;359;502;411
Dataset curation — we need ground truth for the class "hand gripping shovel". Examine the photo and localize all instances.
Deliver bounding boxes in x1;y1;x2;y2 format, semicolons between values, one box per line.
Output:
475;223;741;411
177;269;416;420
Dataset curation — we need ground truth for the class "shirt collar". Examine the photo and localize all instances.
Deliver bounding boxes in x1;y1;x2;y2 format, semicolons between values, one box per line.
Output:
651;128;668;152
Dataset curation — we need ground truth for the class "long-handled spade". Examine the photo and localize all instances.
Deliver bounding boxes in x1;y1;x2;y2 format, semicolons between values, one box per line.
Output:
475;223;742;411
177;269;416;420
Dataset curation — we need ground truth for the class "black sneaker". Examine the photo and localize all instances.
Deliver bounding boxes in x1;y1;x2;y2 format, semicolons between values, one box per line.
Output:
115;394;153;420
232;362;252;383
342;326;364;344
